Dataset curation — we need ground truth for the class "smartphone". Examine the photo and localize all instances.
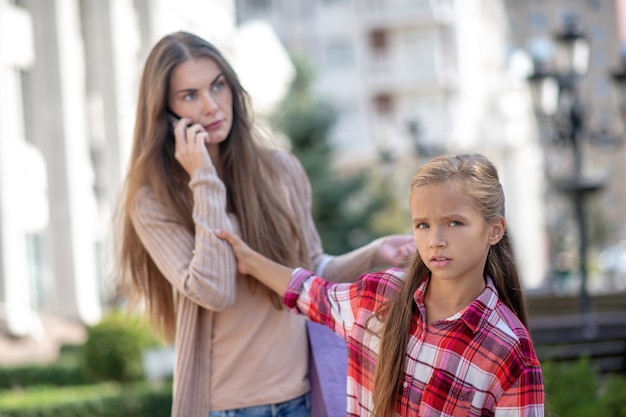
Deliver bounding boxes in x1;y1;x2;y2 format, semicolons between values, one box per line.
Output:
166;109;181;130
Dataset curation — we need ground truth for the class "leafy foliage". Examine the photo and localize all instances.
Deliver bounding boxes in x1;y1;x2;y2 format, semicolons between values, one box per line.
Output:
542;357;626;417
0;313;169;416
0;382;171;417
271;55;399;254
79;311;158;382
0;364;93;389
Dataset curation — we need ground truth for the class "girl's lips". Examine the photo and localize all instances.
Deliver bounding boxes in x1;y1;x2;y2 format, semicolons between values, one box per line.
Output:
429;256;451;268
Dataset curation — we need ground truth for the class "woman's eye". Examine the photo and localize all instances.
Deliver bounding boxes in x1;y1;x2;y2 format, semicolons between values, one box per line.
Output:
416;223;428;229
183;92;196;101
212;79;226;92
449;221;462;227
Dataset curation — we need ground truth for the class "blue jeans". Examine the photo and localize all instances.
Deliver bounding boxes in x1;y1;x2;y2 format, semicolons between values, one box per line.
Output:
209;393;311;417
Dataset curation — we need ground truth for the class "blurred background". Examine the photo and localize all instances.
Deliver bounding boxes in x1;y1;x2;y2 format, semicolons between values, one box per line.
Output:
1;0;626;414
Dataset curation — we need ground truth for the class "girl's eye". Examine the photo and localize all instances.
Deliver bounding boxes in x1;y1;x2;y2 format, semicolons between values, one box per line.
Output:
183;92;196;101
449;220;462;227
416;223;428;229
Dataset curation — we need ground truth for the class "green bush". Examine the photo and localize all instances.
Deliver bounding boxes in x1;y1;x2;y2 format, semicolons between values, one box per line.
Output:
0;382;171;417
80;312;158;382
543;357;626;417
601;373;626;417
57;343;82;367
0;364;94;389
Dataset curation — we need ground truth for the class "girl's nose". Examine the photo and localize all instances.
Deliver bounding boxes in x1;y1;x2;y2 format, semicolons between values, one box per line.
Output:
428;231;446;248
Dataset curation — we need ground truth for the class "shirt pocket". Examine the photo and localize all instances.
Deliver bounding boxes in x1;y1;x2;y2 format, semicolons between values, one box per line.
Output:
419;368;478;417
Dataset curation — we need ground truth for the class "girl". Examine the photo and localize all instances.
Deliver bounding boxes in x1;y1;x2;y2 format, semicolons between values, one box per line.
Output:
115;31;414;417
216;153;545;416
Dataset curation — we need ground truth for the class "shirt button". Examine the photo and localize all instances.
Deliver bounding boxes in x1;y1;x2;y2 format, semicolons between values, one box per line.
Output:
403;381;408;388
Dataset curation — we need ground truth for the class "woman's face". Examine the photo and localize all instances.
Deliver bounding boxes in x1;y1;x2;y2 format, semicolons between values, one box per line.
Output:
168;57;233;147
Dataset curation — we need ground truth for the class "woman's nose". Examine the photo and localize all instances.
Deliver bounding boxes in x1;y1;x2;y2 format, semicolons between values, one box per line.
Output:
201;92;219;114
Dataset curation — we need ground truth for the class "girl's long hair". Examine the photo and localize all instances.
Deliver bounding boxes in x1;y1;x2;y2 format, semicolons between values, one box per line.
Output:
371;153;528;417
116;32;309;341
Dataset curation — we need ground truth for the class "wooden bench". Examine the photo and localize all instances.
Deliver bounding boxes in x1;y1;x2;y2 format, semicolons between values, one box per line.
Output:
526;291;626;317
528;311;626;374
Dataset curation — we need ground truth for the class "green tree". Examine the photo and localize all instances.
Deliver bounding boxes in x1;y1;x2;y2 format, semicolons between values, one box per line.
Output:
271;56;399;255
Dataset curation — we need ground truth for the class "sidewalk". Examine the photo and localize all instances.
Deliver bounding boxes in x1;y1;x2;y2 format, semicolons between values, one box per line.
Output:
0;315;86;366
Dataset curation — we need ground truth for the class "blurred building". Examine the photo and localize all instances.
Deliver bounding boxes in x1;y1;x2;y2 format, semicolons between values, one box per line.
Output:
0;0;242;337
5;0;622;340
236;0;457;167
235;0;549;289
503;0;626;280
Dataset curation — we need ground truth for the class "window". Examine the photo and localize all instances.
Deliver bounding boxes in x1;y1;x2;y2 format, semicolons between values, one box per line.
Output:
374;94;393;115
529;12;549;31
401;30;436;77
586;0;602;10
241;0;271;14
370;30;387;54
325;39;355;69
26;233;44;310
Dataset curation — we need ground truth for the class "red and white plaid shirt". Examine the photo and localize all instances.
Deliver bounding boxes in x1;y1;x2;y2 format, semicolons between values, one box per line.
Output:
284;268;544;417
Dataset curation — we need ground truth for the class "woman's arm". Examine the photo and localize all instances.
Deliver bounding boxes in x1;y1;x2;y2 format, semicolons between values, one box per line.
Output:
324;235;415;283
279;150;415;282
131;166;237;310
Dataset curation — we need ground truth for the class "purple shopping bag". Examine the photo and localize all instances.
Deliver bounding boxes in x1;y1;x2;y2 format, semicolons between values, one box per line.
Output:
307;321;347;417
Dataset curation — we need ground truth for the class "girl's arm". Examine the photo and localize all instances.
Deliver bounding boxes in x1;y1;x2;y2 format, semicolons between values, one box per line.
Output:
216;228;370;340
495;364;545;416
214;228;293;294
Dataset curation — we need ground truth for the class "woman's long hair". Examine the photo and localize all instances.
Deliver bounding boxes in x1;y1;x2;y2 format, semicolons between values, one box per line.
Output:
371;153;528;416
116;32;309;341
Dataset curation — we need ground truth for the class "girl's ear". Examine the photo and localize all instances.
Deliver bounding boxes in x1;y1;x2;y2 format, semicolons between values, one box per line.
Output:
488;216;506;245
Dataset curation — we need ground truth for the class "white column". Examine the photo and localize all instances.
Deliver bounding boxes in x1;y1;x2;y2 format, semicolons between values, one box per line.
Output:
54;0;101;325
110;0;142;179
0;2;37;336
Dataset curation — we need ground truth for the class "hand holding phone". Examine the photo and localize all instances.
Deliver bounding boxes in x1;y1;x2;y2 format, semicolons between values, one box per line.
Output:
167;109;213;175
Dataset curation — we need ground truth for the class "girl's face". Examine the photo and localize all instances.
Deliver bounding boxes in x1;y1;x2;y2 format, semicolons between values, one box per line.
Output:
409;182;504;285
168;57;233;147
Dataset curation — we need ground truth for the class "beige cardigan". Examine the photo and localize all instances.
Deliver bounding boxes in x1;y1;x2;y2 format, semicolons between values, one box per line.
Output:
131;149;382;417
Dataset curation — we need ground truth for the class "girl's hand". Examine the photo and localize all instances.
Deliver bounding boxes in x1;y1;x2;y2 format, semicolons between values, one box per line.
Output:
215;229;294;294
375;235;416;268
214;229;256;276
173;118;213;175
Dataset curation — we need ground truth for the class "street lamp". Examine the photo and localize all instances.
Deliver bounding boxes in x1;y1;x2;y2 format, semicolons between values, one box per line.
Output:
527;17;626;315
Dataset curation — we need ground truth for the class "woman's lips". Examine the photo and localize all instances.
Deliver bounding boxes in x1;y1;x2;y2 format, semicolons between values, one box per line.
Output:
205;120;223;131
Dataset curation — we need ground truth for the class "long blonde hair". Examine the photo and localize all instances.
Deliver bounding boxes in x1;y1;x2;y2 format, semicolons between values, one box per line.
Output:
116;32;309;341
372;153;528;416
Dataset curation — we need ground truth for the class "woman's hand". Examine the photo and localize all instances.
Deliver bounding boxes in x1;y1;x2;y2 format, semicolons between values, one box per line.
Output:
173;118;213;175
375;235;416;269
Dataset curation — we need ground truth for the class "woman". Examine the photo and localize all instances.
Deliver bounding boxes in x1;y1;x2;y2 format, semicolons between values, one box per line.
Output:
116;31;414;417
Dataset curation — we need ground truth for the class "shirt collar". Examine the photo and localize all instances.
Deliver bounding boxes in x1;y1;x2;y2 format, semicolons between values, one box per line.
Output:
413;275;499;333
